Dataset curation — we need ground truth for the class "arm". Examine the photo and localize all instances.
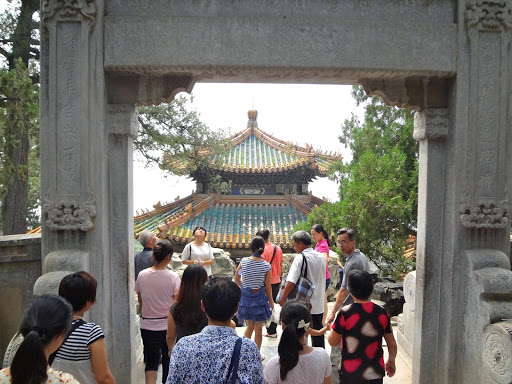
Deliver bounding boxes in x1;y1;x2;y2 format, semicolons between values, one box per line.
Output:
201;258;215;267
166;311;178;357
201;244;215;267
327;328;342;347
384;332;397;377
265;270;274;310
180;244;196;265
308;322;332;337
336;258;344;269
323;375;333;384
278;281;296;306
234;264;242;287
327;289;349;323
137;293;142;310
89;339;116;384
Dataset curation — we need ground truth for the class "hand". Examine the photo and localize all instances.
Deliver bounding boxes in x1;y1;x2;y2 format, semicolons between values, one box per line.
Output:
278;297;286;307
193;260;199;265
270;300;274;310
325;320;333;330
386;359;396;377
326;311;335;325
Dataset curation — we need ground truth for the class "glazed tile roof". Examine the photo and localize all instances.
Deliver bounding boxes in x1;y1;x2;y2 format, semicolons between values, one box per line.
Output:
213;117;341;175
132;193;322;249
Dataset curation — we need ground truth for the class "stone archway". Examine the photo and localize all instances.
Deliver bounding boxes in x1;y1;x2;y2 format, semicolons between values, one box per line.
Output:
36;1;512;383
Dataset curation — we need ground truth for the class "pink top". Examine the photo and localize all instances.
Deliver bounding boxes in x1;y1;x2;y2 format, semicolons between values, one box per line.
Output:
135;268;181;331
261;242;283;285
315;239;330;280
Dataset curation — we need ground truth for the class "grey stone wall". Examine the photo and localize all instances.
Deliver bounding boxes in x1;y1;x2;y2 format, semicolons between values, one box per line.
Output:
0;234;41;358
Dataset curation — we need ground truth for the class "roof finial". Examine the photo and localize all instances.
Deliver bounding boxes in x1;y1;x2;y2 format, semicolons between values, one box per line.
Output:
247;109;258;129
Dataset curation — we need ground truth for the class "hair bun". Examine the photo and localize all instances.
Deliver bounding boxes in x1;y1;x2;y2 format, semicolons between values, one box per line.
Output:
258;248;264;255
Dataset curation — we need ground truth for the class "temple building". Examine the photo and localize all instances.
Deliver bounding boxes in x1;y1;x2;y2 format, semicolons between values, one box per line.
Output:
134;110;341;255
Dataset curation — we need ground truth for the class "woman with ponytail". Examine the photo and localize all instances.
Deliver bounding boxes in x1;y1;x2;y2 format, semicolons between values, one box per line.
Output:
234;235;274;360
0;294;79;384
311;224;331;324
264;300;332;384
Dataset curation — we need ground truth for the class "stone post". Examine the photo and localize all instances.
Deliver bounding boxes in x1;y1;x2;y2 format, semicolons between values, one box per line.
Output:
411;109;450;384
105;105;139;383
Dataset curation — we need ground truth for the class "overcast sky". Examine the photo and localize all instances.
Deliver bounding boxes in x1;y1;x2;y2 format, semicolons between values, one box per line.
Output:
133;83;363;214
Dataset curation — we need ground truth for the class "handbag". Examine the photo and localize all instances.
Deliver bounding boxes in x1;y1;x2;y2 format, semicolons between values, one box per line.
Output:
276;253;315;303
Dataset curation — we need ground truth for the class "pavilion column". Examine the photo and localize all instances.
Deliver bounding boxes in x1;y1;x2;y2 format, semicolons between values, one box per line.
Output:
105;104;138;383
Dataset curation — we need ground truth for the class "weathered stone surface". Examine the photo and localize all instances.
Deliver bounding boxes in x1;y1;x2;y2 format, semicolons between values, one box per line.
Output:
371;280;405;317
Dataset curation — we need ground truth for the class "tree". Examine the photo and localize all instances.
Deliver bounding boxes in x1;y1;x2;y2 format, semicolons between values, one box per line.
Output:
136;96;230;189
296;86;418;278
0;58;39;233
0;0;40;234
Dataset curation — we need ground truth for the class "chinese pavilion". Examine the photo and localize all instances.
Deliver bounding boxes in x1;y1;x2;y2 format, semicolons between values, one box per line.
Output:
134;110;341;255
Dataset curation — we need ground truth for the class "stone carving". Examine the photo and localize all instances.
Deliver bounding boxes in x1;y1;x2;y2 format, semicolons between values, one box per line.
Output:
465;1;512;31
460;199;509;229
43;196;97;231
397;314;404;334
42;0;97;27
483;321;512;384
413;109;449;141
403;271;416;311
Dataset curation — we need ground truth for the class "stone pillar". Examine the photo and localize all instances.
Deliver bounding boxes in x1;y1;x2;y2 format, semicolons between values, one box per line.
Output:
37;1;138;382
411;108;450;384
105;105;138;383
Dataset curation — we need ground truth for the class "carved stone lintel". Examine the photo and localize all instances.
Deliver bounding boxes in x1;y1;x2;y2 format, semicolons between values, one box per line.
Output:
107;105;138;137
43;196;97;231
413;109;449;141
107;74;195;106
360;78;449;111
483;321;512;384
460;199;509;229
42;0;97;28
465;1;512;32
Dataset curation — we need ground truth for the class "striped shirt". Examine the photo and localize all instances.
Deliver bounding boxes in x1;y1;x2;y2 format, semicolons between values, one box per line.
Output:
54;320;104;361
240;257;271;289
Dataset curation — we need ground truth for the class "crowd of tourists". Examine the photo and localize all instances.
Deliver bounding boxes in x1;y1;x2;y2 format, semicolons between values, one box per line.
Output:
1;226;397;384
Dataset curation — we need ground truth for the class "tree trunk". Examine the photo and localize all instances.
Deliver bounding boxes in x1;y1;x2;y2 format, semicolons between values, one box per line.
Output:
2;0;39;234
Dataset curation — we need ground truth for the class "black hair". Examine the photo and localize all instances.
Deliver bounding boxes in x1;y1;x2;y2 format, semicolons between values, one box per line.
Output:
193;226;207;236
348;270;374;300
311;224;330;247
255;229;270;241
250;236;265;255
173;265;208;330
337;227;355;241
153;239;173;263
201;277;241;322
11;295;72;384
58;271;97;312
278;300;312;380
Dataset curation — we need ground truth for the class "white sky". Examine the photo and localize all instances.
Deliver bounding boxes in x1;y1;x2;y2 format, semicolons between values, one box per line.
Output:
133;83;363;214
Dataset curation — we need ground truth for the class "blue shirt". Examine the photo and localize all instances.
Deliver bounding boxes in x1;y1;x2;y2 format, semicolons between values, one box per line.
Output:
166;325;264;384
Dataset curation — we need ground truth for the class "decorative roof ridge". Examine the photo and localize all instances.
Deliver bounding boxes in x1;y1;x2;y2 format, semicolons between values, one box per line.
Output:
134;193;195;221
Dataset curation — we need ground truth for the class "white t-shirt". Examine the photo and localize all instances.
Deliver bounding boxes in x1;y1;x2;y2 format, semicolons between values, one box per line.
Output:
181;243;215;276
264;347;332;384
286;248;326;314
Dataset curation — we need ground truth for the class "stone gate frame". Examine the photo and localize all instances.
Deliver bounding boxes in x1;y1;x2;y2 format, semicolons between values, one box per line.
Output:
36;1;511;383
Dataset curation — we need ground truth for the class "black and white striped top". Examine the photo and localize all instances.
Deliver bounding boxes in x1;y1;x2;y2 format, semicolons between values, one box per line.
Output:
240;257;271;289
54;320;104;361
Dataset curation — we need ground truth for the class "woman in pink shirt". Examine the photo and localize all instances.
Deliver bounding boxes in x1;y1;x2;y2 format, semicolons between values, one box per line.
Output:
135;239;181;384
311;224;331;324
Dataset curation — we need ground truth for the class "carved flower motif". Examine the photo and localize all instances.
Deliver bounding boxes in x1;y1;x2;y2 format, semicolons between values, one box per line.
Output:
42;0;97;27
465;1;512;31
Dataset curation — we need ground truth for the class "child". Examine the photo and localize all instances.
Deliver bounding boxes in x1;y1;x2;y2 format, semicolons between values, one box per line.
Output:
264;300;333;384
328;270;397;384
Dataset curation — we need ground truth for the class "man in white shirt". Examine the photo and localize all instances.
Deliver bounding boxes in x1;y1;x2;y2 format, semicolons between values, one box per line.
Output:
278;230;327;348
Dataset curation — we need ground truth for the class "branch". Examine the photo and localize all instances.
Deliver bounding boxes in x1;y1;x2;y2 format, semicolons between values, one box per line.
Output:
0;46;12;61
0;39;12;44
30;38;39;46
29;74;39;84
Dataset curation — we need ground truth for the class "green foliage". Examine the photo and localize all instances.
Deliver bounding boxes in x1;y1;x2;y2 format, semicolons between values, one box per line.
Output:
297;86;418;279
0;58;40;230
136;96;230;177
